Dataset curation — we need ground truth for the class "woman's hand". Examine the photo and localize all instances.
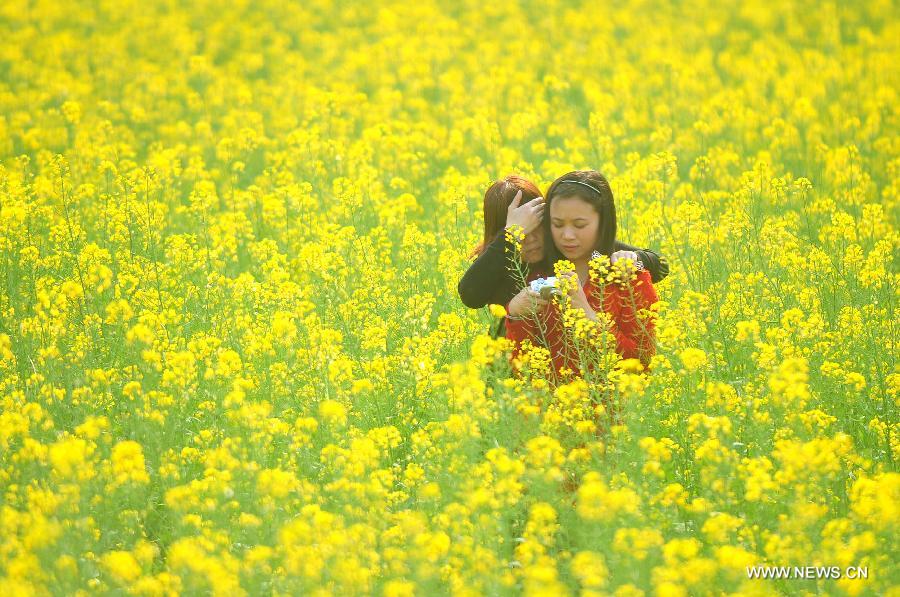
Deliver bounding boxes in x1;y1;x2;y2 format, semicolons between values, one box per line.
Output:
560;272;597;321
611;250;642;270
505;190;544;234
508;287;548;318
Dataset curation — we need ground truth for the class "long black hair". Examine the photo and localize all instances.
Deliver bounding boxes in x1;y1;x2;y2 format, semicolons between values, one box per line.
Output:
541;170;617;268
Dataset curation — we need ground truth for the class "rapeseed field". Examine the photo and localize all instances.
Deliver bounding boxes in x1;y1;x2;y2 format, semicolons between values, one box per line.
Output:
0;0;897;594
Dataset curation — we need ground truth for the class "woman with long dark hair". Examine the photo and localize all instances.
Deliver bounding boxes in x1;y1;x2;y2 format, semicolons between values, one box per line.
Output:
458;174;668;337
505;170;659;379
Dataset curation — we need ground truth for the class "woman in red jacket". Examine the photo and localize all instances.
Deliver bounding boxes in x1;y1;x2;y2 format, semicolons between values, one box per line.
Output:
458;175;669;338
505;170;658;384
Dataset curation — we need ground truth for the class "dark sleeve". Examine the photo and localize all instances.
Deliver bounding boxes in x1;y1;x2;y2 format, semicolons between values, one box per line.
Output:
458;234;516;309
613;240;670;284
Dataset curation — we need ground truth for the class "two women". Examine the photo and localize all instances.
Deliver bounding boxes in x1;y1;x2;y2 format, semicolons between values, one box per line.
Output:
458;171;665;380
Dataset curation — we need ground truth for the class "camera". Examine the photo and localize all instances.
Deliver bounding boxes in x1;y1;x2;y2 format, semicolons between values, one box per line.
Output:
530;276;561;299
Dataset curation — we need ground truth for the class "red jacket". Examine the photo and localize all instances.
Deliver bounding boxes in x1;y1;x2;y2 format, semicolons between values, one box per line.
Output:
506;269;658;381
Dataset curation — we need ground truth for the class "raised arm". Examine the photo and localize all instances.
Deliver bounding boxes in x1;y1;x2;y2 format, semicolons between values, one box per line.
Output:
458;234;513;308
613;240;670;284
459;192;544;308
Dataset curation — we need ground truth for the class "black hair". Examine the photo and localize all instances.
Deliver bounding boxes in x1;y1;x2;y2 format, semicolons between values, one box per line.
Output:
541;170;617;268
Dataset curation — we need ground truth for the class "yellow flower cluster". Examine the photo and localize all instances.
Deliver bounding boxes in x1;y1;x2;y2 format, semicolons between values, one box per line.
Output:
0;0;896;593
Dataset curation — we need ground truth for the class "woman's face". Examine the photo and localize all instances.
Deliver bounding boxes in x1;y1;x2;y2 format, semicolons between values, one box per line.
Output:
550;195;599;263
521;230;544;264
